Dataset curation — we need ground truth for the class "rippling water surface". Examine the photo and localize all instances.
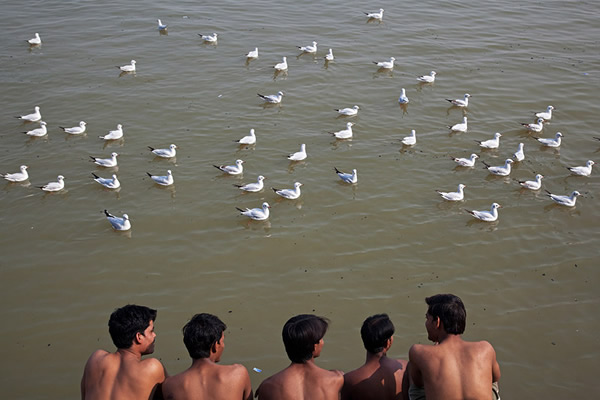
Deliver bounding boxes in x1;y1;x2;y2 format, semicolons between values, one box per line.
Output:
1;0;599;397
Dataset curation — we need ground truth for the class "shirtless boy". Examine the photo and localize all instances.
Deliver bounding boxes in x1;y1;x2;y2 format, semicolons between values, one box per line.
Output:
162;313;252;400
408;294;501;400
81;304;167;399
256;314;344;400
341;314;409;400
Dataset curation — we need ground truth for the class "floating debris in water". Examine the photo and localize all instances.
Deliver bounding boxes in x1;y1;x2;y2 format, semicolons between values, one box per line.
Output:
253;367;262;373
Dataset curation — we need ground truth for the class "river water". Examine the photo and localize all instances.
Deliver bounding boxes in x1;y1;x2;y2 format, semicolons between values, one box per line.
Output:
1;0;599;398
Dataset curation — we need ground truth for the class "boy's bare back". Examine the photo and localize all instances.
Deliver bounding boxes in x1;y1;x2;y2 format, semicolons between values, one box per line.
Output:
256;362;343;400
342;356;408;400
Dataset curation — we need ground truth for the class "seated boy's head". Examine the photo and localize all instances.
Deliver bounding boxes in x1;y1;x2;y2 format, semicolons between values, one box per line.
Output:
360;314;395;354
108;304;157;349
183;313;227;359
425;294;466;335
282;314;329;363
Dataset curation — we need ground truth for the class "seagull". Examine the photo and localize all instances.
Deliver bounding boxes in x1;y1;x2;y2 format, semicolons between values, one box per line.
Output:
246;47;259;59
234;175;265;192
272;182;303;199
482;159;514;176
325;48;334;61
298;41;317;53
536;132;562;148
214;159;244;175
39;175;65;192
330;122;354;139
401;129;417;146
417;71;436;83
104;210;131;231
1;165;29;182
257;91;284;104
23;121;47;137
436;184;466;201
335;105;360;116
451;153;479;167
567;160;595;176
15;106;42;122
521;118;544;132
92;173;120;189
99;124;123;140
157;19;167;30
235;128;256;145
147;170;174;186
90;152;119;167
287;144;307;161
518;174;544;190
199;33;218;42
274;57;288;71
148;144;177;158
513;143;525;161
27;33;42;45
60;121;87;135
117;60;136;73
448;116;468;132
465;203;501;222
475;132;502;149
364;8;384;20
446;93;470;107
373;57;395;69
546;190;580;207
398;88;409;104
335;167;357;184
236;202;270;221
535;105;554;120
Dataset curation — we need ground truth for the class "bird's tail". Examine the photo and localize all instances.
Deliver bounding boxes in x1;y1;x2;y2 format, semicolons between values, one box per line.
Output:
146;172;153;177
91;172;100;179
235;207;245;213
148;146;155;151
89;156;96;161
213;165;222;170
481;161;491;168
334;167;342;174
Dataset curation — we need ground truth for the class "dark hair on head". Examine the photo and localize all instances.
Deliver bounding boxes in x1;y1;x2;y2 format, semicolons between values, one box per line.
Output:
282;314;329;363
183;313;227;359
425;294;466;335
108;305;157;349
360;314;395;353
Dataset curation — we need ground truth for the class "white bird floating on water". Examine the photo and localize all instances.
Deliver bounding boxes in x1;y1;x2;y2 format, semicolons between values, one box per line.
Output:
287;144;307;161
91;152;119;167
446;93;470;107
436;184;466;201
246;47;259;59
23;121;47;137
546;190;580;207
521;118;544;132
398;88;409;104
199;33;218;42
536;132;562;148
401;129;417;146
117;60;136;73
567;160;595;176
234;175;265;192
157;19;167;31
272;182;303;199
27;33;41;45
274;57;288;71
335;167;357;184
335;105;360;116
92;173;120;189
235;128;256;145
465;203;501;222
482;158;514;176
60;121;87;135
214;159;244;175
99;124;123;140
417;71;436;83
325;48;334;61
39;175;65;192
364;8;384;20
15;106;42;122
449;116;468;132
451;153;479;167
148;144;177;158
535;105;554;120
147;170;174;186
513;143;525;161
1;165;29;182
373;57;395;69
330;122;354;139
257;91;284;104
519;174;544;190
298;41;317;53
104;210;131;231
236;202;270;221
476;132;502;149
